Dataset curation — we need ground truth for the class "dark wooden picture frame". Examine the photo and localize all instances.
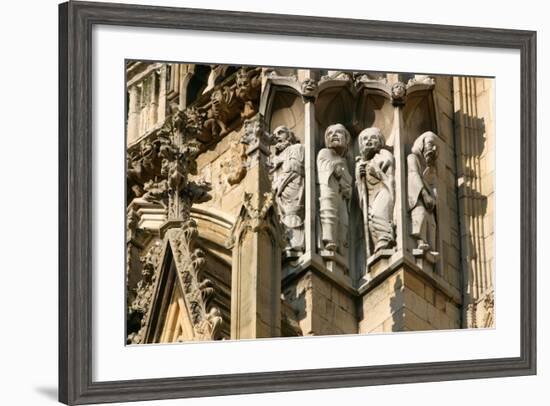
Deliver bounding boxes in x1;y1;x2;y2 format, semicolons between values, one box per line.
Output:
59;1;537;404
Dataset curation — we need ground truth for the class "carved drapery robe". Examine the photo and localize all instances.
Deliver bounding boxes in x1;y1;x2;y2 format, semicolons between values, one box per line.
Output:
317;148;352;252
407;152;437;252
272;143;305;256
355;149;395;253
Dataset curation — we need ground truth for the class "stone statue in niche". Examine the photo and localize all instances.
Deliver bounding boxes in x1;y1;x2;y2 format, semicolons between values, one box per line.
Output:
355;127;396;257
407;131;440;255
269;126;305;258
317;124;352;253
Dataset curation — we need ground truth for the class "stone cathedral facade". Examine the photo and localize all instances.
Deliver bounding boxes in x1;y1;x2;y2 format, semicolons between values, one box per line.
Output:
125;62;495;344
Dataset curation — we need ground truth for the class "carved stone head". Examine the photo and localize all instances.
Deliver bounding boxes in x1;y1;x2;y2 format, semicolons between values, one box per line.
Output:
183;107;204;138
324;123;351;156
210;88;230;118
391;81;407;102
272;125;297;153
236;68;251;98
358;127;385;159
412;131;439;167
301;78;318;97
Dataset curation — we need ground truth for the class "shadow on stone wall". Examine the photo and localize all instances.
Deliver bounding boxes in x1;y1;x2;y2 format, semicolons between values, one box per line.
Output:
454;113;491;298
389;273;404;331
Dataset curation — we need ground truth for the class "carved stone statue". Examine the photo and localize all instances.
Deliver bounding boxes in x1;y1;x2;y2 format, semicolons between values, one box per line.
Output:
355;127;396;256
317;124;352;253
235;67;261;119
407;131;439;254
270;125;305;258
204;87;234;139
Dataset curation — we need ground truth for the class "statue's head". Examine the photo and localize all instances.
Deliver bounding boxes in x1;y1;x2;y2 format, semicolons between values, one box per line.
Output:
272;125;297;153
412;131;439;166
358;127;385;159
324;123;350;156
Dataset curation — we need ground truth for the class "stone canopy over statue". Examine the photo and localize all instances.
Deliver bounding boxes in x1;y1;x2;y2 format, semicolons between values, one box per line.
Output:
407;131;440;255
355;127;396;257
317;123;352;254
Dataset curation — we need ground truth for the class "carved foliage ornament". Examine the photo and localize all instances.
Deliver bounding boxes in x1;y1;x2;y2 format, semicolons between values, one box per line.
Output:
167;223;223;341
127;241;163;344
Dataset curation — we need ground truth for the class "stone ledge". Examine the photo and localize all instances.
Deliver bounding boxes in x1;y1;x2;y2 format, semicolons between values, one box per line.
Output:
357;252;462;305
282;251;355;295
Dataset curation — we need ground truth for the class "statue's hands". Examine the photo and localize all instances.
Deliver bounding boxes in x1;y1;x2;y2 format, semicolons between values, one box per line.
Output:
422;189;435;211
267;156;280;171
341;182;352;199
367;163;384;180
333;163;345;179
358;162;367;177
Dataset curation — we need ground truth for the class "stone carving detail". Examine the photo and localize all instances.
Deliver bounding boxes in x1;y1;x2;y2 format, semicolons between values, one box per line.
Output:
227;191;278;249
482;291;495;328
126;105;225;343
155;129;211;221
300;78;318;98
355;127;396;257
319;71;353;84
407;131;440;255
127;138;164;200
354;72;388;84
317;124;352;253
270;126;305;258
204;87;235;140
167;223;223;341
220;139;247;186
235;67;261;119
179;106;207;142
240;114;270;167
127;241;163;344
242;192;275;232
407;75;435;87
391;81;407;105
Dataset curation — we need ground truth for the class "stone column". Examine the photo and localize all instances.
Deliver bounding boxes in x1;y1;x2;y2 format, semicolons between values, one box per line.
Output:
178;65;195;111
229;114;282;339
454;76;495;328
127;84;140;144
391;96;408;256
148;72;158;127
157;66;167;123
303;77;317;256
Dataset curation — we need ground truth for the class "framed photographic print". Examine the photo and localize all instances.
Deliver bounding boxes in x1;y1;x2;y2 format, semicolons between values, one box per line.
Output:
59;1;537;404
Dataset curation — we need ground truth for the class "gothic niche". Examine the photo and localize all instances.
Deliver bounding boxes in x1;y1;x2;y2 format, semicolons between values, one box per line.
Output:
355;127;396;260
407;131;440;257
269;125;305;258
